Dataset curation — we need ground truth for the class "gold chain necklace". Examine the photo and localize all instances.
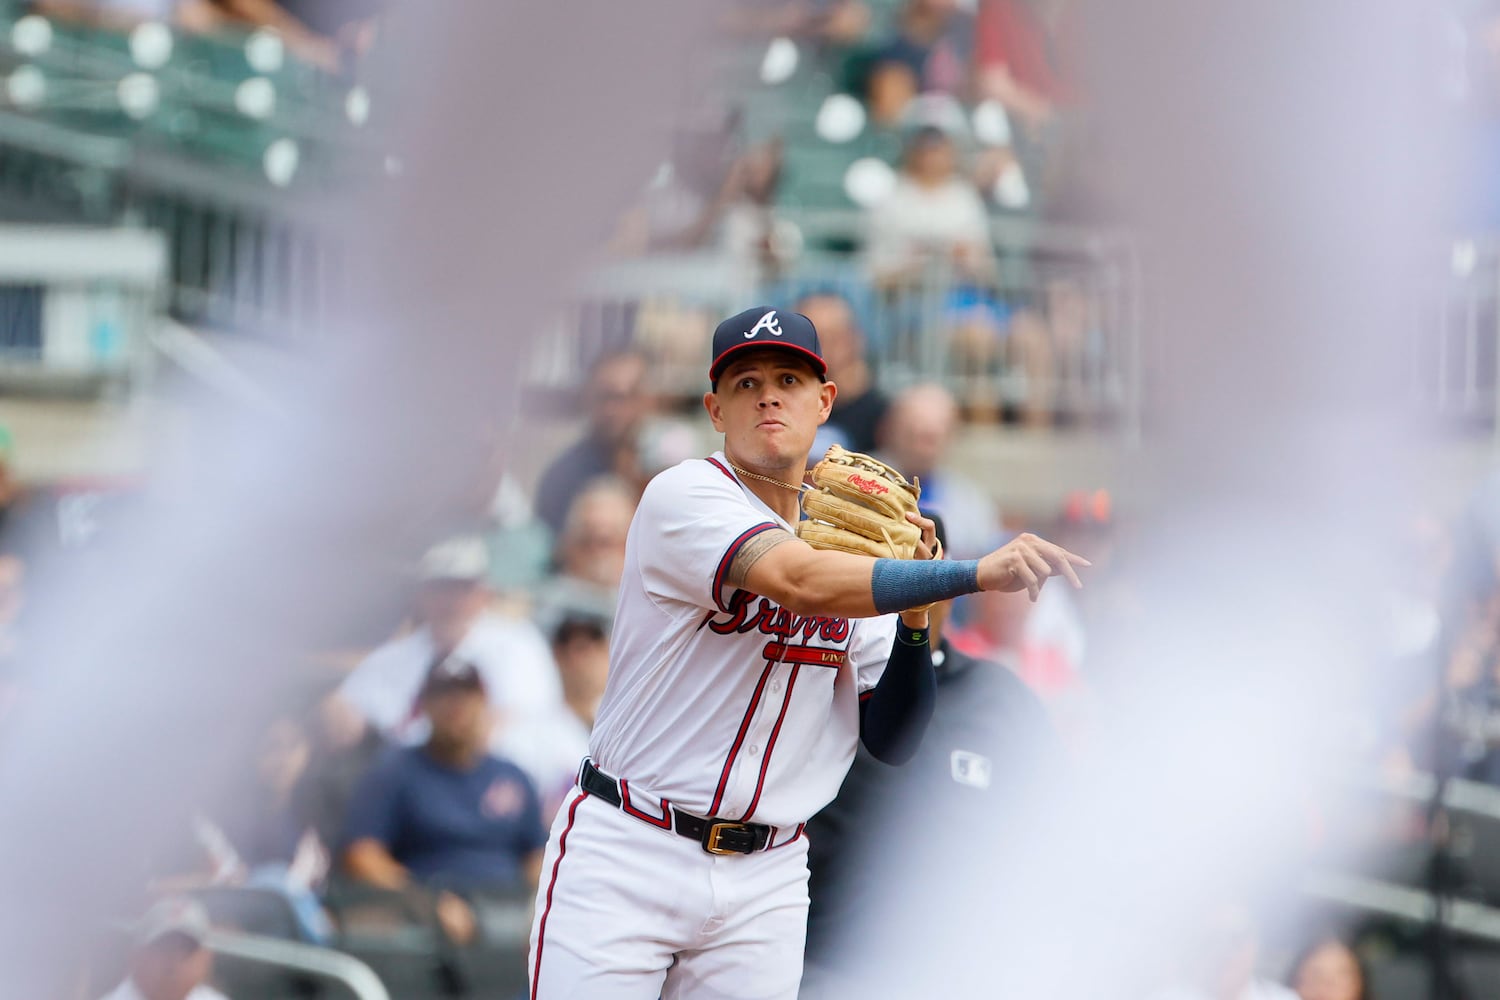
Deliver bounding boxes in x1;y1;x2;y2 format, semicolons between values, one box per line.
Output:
727;460;811;495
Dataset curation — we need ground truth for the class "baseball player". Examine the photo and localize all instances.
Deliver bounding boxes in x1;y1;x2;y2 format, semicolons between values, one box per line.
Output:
528;306;1088;1000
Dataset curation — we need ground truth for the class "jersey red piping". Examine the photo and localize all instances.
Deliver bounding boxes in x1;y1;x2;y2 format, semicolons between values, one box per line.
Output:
619;779;673;830
705;456;738;483
739;664;802;821
530;791;586;1000
707;660;775;815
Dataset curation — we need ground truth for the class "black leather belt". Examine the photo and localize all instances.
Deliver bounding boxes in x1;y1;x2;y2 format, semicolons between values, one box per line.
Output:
579;758;772;855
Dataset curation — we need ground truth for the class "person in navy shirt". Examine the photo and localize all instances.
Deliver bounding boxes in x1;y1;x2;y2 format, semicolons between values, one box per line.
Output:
342;654;548;943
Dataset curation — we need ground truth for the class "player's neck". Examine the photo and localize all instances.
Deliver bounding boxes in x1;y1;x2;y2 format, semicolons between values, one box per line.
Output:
723;449;806;524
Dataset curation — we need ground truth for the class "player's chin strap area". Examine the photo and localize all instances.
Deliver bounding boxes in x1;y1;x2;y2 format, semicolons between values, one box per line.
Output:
579;758;774;856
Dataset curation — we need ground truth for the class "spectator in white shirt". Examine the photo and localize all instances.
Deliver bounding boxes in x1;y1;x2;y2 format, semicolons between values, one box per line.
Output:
496;614;611;817
97;898;228;1000
866;126;995;288
338;536;561;750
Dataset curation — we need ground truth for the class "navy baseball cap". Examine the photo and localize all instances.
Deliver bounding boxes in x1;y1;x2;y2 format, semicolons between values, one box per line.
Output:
421;654;486;697
709;306;827;384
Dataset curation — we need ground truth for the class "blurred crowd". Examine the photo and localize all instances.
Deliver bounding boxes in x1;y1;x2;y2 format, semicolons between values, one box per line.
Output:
0;293;1496;995
0;309;1493;997
3;2;1500;997
24;0;386;74
606;0;1113;429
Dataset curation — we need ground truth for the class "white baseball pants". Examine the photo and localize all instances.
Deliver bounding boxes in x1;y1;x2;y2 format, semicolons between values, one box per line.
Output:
528;788;812;1000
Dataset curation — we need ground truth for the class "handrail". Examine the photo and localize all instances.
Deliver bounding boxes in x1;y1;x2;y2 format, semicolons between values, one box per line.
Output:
1354;769;1500;823
1305;870;1500;945
204;928;391;1000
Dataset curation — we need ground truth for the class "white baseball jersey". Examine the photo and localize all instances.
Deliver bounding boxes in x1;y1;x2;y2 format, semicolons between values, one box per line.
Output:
588;452;898;830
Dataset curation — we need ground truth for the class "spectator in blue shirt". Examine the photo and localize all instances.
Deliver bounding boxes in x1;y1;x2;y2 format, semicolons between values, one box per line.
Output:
341;654;548;943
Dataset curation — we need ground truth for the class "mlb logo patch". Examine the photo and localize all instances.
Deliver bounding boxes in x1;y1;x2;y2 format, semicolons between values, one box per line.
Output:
950;750;991;790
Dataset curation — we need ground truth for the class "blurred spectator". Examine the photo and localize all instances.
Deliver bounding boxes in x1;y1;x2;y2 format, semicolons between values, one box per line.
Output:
31;0;219;30
1039;276;1106;421
610;140;786;302
531;477;635;635
804;514;1054;981
797;291;889;454
723;0;871;47
337;536;561;749
864;54;921;129
210;0;381;71
1287;935;1369;1000
189;712;332;942
31;0;382;69
853;0;973;113
974;0;1077;133
876;383;999;557
1153;902;1298;1000
98;898;227;1000
535;352;653;538
866;126;995;287
974;0;1086;212
947;586;1082;701
297;692;386;854
497;615;611;816
341;656;548;944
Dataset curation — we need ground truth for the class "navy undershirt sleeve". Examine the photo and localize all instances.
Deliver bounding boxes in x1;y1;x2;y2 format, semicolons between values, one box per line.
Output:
858;626;936;765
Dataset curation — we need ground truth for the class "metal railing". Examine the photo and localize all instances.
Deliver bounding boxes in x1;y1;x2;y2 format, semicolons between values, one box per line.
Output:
206;929;392;1000
542;214;1146;435
1423;238;1500;434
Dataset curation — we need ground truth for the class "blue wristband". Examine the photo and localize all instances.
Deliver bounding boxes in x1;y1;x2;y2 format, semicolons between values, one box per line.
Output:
870;558;981;616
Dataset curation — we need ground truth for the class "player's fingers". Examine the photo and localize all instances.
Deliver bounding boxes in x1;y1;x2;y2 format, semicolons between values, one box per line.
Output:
1040;542;1085;589
1011;556;1040;601
1021;548;1053;599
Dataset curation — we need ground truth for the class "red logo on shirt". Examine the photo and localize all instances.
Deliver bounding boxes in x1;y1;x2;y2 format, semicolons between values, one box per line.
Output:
481;778;524;819
847;474;888;495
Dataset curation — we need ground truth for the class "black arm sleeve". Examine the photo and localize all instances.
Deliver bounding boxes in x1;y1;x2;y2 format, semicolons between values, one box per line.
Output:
858;626;936;765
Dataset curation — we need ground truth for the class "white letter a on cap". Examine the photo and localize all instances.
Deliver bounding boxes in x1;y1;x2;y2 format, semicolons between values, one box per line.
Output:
745;310;782;339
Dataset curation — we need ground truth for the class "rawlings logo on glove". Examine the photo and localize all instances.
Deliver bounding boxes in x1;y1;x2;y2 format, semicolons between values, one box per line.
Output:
796;444;922;560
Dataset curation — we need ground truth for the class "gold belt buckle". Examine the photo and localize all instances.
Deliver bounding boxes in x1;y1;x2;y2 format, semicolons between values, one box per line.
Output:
704;820;750;855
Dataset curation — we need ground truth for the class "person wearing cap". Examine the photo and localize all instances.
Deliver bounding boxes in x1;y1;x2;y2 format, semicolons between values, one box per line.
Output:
341;654;548;945
526;306;1086;999
98;898;228;1000
336;535;562;750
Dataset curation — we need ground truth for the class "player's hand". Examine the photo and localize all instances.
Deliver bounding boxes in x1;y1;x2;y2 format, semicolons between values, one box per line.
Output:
977;533;1090;602
906;511;938;561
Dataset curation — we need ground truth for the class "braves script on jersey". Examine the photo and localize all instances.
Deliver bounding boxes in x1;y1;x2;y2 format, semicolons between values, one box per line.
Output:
589;452;897;829
528;452;899;1000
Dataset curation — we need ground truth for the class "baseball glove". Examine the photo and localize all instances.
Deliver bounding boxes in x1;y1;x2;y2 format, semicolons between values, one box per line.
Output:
797;444;923;559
